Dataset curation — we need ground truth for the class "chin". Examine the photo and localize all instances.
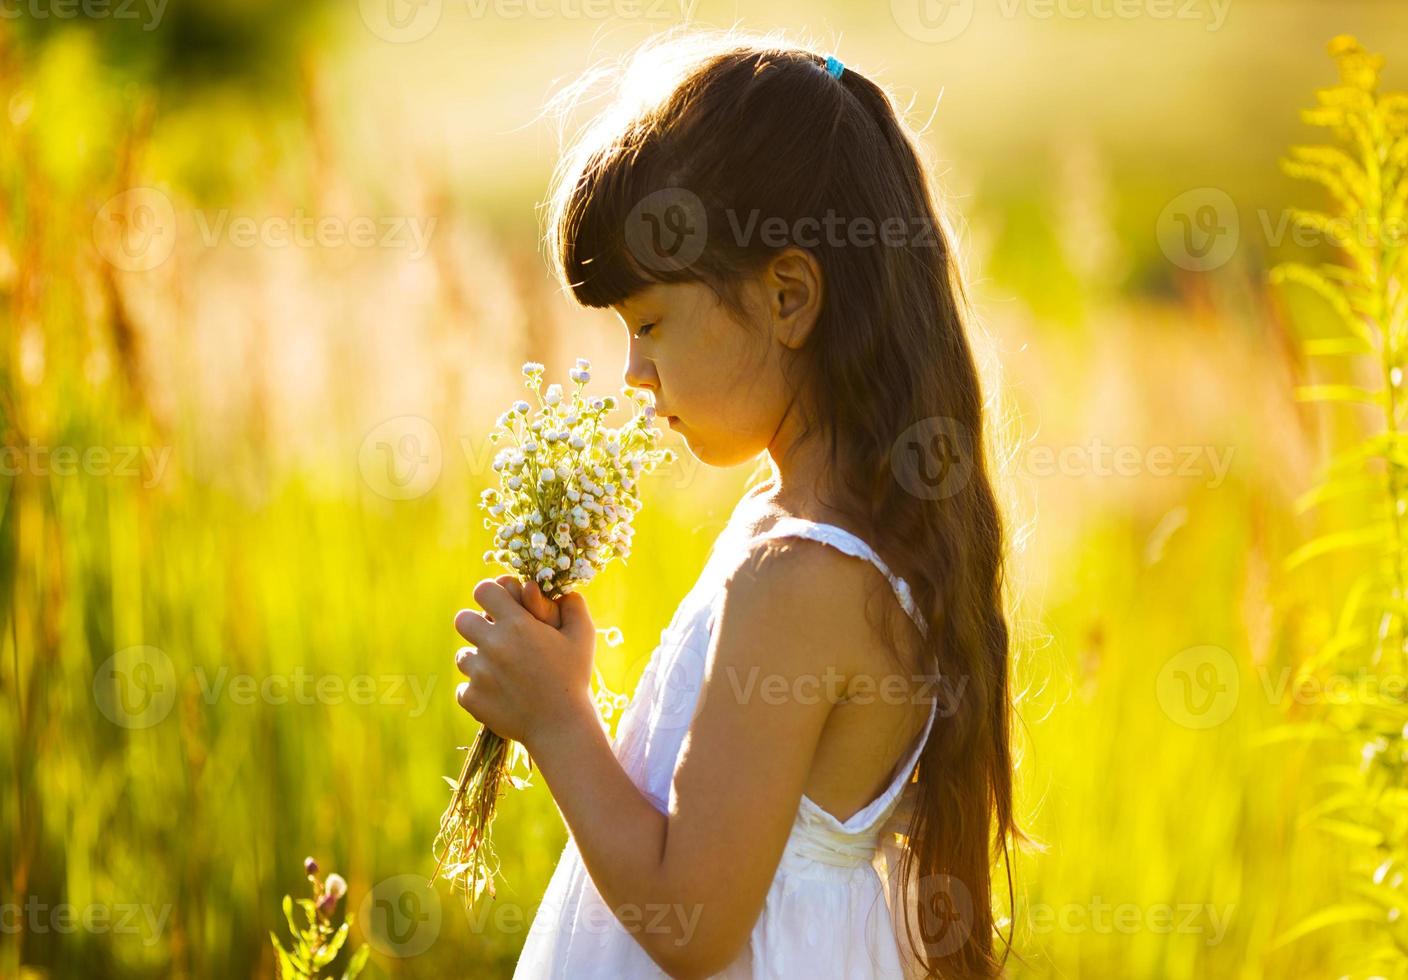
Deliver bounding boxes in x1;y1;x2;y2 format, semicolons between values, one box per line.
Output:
682;435;756;469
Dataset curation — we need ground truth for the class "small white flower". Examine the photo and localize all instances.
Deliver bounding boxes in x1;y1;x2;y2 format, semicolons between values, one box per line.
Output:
570;435;585;450
575;357;591;370
545;384;563;405
536;567;555;582
513;400;531;415
530;532;548;548
508;476;522;490
557;555;570;570
556;463;572;480
522;361;545;377
324;873;347;901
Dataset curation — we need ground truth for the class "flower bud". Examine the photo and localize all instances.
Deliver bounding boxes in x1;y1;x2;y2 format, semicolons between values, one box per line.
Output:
304;857;318;876
325;873;347;901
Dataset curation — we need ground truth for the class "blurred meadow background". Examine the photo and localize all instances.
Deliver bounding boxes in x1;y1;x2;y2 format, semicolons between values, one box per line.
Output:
4;0;1408;976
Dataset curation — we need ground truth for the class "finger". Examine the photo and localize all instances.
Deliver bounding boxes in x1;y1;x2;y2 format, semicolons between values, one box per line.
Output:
454;608;490;645
454;645;479;680
557;590;594;645
496;574;525;606
524;580;563;628
473;578;529;626
456;680;483;719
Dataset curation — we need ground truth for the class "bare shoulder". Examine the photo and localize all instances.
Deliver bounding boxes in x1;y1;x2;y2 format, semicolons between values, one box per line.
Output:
713;535;902;677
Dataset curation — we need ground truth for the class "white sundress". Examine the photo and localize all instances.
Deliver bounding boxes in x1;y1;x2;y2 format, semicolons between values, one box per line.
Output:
513;492;937;979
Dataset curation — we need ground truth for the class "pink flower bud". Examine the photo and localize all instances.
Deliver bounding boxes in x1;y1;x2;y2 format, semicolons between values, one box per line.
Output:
304;857;318;876
324;873;347;902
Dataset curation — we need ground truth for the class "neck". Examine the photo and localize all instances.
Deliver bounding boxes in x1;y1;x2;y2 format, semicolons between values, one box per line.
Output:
758;399;845;522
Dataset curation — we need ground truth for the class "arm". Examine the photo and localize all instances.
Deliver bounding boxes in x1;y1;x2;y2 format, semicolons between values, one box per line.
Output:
455;544;870;978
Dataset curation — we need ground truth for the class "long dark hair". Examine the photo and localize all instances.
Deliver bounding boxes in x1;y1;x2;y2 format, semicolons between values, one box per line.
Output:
544;29;1027;979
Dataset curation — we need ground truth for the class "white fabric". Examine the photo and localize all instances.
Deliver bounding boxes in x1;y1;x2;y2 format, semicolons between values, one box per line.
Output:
513;494;936;979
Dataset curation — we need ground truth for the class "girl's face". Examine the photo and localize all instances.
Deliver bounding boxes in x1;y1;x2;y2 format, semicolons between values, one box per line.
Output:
611;280;790;468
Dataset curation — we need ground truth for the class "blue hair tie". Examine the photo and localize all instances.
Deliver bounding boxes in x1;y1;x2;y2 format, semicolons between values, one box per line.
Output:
824;55;845;80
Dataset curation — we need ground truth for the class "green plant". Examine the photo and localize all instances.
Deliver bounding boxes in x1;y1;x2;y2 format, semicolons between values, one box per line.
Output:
269;857;370;980
432;358;673;907
1271;34;1408;973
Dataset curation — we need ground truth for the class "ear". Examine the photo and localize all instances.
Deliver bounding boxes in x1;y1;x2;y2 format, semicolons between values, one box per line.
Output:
760;247;824;350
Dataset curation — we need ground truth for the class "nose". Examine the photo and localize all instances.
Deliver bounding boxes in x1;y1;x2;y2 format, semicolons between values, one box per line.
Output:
622;342;659;395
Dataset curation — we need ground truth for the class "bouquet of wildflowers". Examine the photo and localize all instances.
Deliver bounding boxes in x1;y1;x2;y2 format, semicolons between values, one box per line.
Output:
433;358;674;906
269;857;369;980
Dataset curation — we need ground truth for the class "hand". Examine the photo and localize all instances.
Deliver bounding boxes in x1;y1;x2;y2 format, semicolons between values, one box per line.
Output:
453;575;597;749
494;573;563;629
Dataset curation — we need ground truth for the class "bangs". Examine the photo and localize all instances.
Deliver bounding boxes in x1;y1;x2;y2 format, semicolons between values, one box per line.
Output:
552;129;710;310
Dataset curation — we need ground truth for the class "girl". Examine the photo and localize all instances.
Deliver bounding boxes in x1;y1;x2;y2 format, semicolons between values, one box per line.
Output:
453;30;1023;980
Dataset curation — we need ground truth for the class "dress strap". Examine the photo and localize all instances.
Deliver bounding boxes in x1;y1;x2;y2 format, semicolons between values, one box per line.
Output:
741;517;930;638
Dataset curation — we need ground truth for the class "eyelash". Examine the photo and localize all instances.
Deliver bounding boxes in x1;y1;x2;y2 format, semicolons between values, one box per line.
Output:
633;323;656;339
